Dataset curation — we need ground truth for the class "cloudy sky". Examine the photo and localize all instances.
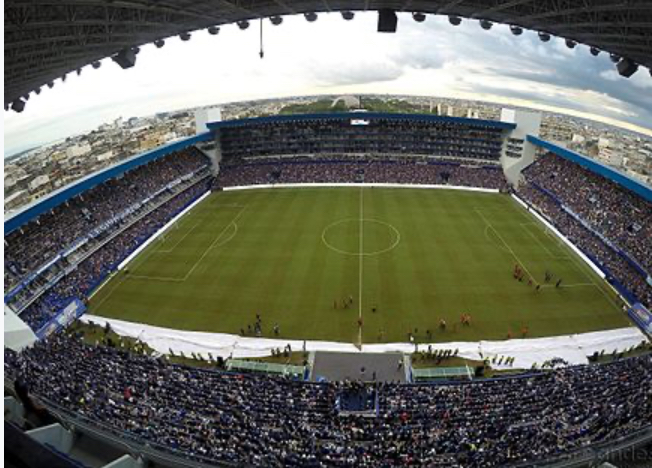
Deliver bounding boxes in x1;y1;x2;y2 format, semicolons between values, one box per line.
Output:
4;12;652;156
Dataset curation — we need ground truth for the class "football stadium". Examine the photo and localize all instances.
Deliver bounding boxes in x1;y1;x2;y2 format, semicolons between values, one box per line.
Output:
4;2;652;468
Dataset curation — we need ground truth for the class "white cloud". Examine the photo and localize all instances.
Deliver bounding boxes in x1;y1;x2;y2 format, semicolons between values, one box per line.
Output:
4;12;652;156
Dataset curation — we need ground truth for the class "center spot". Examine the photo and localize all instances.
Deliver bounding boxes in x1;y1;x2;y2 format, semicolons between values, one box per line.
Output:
322;218;401;256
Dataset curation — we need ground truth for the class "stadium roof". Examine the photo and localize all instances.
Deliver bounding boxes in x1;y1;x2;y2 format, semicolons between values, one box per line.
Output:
5;1;652;109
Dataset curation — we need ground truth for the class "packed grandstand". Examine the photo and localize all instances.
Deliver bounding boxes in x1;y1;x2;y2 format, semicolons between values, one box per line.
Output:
4;113;652;467
5;334;652;467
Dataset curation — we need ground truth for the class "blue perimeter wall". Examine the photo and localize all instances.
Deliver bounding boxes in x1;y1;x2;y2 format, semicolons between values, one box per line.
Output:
527;135;652;203
4;132;212;235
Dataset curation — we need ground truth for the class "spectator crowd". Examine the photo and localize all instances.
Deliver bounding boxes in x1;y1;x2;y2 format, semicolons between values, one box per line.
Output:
522;154;652;274
217;157;507;191
5;148;210;291
19;180;211;332
5;334;651;467
220;118;505;162
518;153;652;309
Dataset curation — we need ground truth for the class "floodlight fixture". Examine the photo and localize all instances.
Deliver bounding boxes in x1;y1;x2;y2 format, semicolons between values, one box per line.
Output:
449;16;462;26
413;12;426;23
617;58;638;78
479;19;493;30
112;49;136;69
11;99;25;113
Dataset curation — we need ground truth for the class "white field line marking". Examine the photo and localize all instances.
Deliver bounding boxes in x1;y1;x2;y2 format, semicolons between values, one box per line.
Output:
180;207;245;281
508;198;623;312
157;222;201;253
321;218;401;256
484;225;511;254
519;223;567;259
475;208;537;284
358;186;364;347
126;207;243;283
91;271;129;311
128;224;239;283
540;283;595;289
127;274;186;283
561;240;624;312
88;271;117;300
217;203;247;208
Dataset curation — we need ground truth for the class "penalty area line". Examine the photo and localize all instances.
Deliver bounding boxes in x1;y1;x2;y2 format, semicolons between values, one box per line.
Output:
180;206;246;281
475;208;537;285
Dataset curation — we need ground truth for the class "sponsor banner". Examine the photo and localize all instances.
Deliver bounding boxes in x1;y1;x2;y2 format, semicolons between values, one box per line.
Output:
36;298;87;339
628;303;652;336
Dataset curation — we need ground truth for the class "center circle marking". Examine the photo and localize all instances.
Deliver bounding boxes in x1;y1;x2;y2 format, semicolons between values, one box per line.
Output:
322;218;401;256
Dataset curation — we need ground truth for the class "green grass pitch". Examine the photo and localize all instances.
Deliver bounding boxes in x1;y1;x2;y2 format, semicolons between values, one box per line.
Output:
89;187;630;344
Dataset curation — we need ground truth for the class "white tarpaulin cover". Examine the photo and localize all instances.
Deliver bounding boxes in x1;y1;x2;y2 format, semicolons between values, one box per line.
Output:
81;314;647;369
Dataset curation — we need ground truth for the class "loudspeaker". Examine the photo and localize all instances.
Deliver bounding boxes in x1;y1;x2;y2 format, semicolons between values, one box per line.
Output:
378;9;397;33
112;49;136;69
617;58;638;78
